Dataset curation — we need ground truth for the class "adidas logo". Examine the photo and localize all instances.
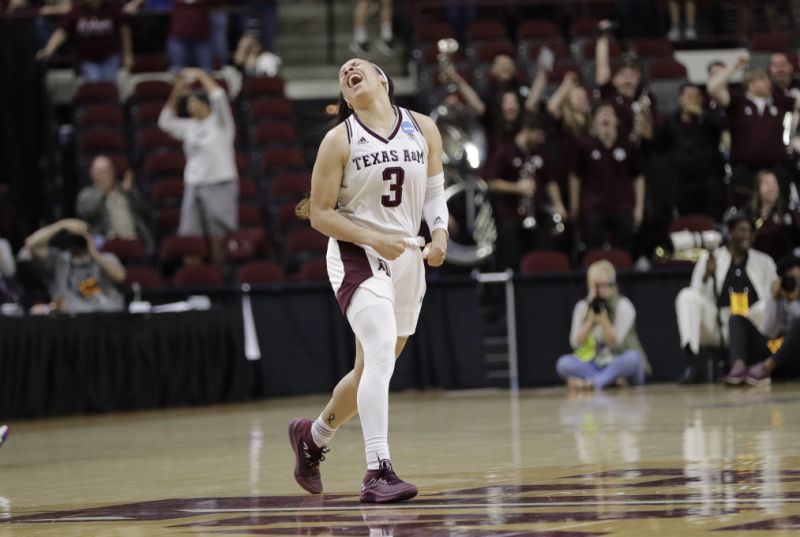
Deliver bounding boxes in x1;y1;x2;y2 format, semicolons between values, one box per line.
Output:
433;216;444;225
357;136;369;144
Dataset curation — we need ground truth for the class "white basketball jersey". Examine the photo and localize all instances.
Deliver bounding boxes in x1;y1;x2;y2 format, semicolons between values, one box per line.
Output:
338;106;429;238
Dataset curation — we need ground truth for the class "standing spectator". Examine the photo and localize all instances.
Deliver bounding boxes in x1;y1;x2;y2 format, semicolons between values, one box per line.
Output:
654;83;726;218
595;21;656;144
0;236;23;306
707;54;800;208
555;260;648;391
742;170;800;261
674;213;776;383
483;114;567;269
569;103;645;252
24;219;126;313
350;0;396;55
736;0;779;44
546;72;592;191
768;52;800;98
76;155;154;253
667;0;697;41
233;30;281;77
36;0;133;81
159;68;238;264
724;254;800;385
167;0;213;72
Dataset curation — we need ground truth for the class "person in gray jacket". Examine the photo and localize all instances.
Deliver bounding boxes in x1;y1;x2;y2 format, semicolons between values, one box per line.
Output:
76;155;154;253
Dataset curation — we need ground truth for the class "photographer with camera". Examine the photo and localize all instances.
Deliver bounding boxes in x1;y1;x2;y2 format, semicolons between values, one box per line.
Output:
24;219;125;314
675;213;776;383
725;255;800;385
556;260;649;391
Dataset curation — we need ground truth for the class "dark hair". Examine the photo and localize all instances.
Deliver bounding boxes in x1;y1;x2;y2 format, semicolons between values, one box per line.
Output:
593;100;617;117
189;89;211;107
706;60;725;74
679;82;700;95
749;169;786;215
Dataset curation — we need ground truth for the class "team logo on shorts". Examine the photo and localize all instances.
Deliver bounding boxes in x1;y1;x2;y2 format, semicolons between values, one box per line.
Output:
377;259;391;276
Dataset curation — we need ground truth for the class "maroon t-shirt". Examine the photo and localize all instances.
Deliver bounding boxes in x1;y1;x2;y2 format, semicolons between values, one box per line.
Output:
60;1;126;62
596;82;659;144
170;0;212;40
482;143;554;218
727;90;793;165
571;137;641;213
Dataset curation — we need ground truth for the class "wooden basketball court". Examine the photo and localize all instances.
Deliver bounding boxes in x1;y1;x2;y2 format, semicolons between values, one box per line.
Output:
2;383;800;535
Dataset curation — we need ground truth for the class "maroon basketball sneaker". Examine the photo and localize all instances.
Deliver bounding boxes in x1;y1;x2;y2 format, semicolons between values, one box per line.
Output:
288;418;329;494
745;362;772;386
723;361;748;385
359;459;418;503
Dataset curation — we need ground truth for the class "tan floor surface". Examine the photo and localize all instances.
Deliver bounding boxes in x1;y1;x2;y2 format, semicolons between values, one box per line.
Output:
1;383;800;536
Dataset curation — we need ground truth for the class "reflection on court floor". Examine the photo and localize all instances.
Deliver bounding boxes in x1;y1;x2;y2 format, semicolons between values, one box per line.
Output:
2;385;800;535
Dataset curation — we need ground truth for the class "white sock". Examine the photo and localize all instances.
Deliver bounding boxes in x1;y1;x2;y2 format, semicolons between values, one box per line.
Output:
380;23;393;41
347;289;396;470
311;417;337;448
354;26;368;44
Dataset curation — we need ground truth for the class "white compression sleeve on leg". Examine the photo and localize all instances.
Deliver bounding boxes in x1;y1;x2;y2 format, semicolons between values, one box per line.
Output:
347;288;397;470
423;172;449;235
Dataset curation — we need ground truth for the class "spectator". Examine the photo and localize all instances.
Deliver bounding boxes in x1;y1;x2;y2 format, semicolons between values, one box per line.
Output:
232;30;281;77
724;254;800;385
24;219;125;313
546;71;592;189
675;213;776;383
736;0;779;44
667;0;697;41
166;0;214;72
569;103;645;252
707;54;800;208
248;0;278;55
76;155;154;253
36;0;133;81
556;260;648;391
653;83;726;219
159;68;238;264
350;0;396;55
742;170;800;261
768;51;800;99
483;114;567;269
595;21;656;144
0;236;23;306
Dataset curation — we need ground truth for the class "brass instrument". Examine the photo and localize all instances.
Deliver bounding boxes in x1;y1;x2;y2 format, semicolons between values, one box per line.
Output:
517;157;537;230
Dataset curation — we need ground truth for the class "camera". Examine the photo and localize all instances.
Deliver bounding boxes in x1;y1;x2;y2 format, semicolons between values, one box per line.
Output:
590;297;607;314
781;276;797;293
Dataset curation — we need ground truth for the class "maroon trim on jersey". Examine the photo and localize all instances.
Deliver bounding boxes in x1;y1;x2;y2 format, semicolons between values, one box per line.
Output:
335;241;373;314
406;108;423;132
353;106;402;144
344;118;352;143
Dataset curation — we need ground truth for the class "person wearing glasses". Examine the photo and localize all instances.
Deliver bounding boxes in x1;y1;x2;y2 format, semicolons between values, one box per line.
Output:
556;260;649;391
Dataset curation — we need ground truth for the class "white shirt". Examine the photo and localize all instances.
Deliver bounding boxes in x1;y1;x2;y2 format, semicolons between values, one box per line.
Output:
338;106;429;239
158;87;237;186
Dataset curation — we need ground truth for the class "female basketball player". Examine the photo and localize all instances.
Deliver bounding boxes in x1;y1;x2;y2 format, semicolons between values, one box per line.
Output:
288;59;448;503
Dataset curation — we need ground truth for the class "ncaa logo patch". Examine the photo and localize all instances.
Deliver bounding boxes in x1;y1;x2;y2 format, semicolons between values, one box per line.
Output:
401;120;415;135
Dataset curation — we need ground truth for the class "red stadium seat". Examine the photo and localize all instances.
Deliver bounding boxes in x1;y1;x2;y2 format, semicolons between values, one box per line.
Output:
132;102;165;127
156;207;181;234
518;20;561;40
160;235;208;262
227;227;270;262
648;60;688;80
415;21;456;44
151;178;184;206
260;147;306;173
272;202;305;235
582;40;622;60
240;76;285;100
284;227;328;264
79;105;124;129
583;248;632;270
132;80;173;104
523;42;570;63
520;250;571;273
296;257;328;282
73;82;119;106
750;33;790;52
570;17;599;39
145;153;186;179
628;38;673;58
270;173;310;202
239;176;258;200
173;264;225;288
130;54;170;74
237;260;286;284
465;20;507;43
124;266;162;289
470;42;516;63
250;122;299;148
239;203;264;227
668;214;716;233
79;129;127;154
236;151;248;175
101;238;147;262
247;97;295;122
137;127;182;154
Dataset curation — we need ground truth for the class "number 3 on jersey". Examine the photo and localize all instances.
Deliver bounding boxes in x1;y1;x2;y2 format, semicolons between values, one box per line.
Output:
381;167;405;207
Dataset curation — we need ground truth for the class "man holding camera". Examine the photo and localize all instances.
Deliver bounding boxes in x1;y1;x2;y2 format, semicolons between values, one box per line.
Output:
675;213;776;383
725;255;800;385
24;219;126;313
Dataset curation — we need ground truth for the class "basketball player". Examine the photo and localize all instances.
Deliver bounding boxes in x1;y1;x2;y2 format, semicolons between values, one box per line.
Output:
288;59;448;503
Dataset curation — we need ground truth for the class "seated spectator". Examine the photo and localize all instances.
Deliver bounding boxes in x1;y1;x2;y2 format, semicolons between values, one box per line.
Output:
768;51;800;99
742;170;800;261
653;83;725;219
483;114;567;269
24;219;126;313
724;254;800;385
0;236;24;306
76;155;154;253
36;0;133;81
159;68;238;264
569;103;645;252
556;260;648;391
595;21;656;144
707;54;800;208
675;212;776;383
166;0;213;72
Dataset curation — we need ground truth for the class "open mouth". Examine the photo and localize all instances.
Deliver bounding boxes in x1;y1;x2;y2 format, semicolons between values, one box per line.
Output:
347;73;363;88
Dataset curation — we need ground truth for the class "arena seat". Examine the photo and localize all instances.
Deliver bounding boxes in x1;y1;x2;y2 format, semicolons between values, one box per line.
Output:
129;54;169;74
240;76;285;101
160;235;208;262
227;227;270;262
296;257;329;282
283;227;328;270
517;19;561;41
137;127;182;154
250;122;299;150
414;21;457;46
173;264;225;288
237;260;286;284
123;266;162;289
73;82;119;107
260;147;306;175
465;20;508;44
145;153;186;181
132;102;165;128
668;214;716;233
628;38;673;59
246;97;295;123
79;105;125;130
520;250;571;273
101;238;148;263
239;176;258;200
750;32;790;52
131;81;172;105
269;173;310;204
239;203;265;227
151;179;184;207
79;129;127;154
583;248;633;270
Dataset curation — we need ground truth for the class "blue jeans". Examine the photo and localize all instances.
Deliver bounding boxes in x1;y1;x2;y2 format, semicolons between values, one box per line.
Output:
210;9;229;61
556;350;645;390
253;2;278;52
80;54;121;82
167;37;214;72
